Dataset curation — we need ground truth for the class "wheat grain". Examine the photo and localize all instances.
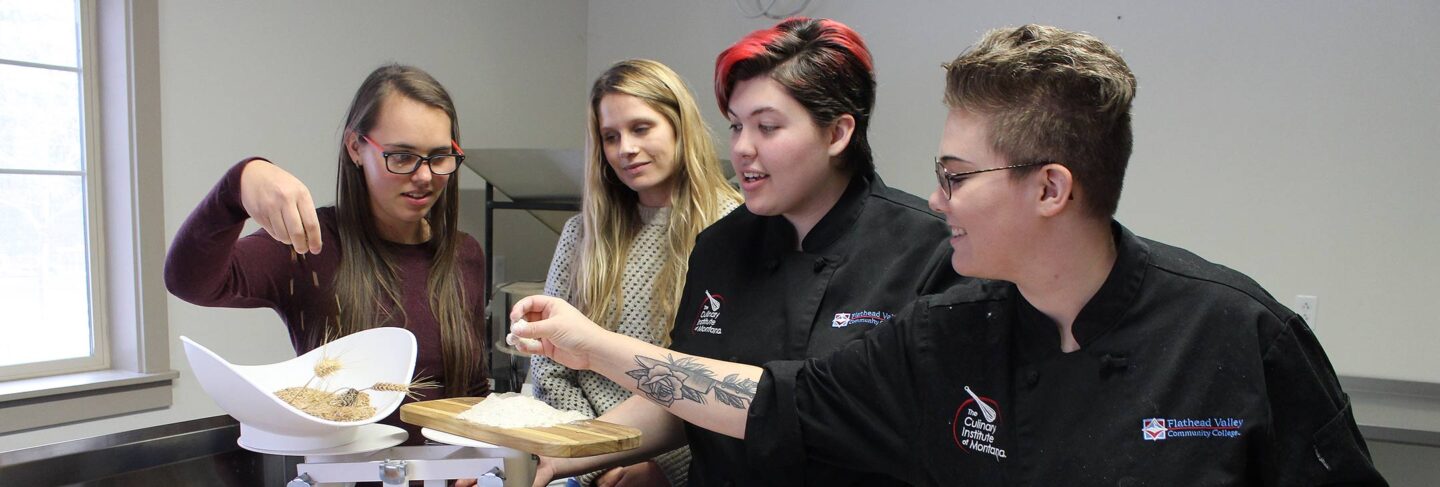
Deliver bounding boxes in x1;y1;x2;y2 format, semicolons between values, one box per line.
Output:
313;357;342;378
275;386;374;421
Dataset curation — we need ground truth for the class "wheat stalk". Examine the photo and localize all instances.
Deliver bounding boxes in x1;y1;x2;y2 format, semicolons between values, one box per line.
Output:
313;357;343;379
364;376;440;401
300;329;346;389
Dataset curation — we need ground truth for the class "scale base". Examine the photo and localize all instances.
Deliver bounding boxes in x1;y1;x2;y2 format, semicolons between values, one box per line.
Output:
291;444;532;487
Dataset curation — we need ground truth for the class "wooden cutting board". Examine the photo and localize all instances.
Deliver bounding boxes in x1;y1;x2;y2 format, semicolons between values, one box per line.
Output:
400;397;642;457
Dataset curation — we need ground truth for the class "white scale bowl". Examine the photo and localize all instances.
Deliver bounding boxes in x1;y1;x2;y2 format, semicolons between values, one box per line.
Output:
181;327;417;453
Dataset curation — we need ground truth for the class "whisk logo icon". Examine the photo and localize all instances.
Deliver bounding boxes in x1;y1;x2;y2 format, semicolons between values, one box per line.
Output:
692;290;725;335
952;385;1007;461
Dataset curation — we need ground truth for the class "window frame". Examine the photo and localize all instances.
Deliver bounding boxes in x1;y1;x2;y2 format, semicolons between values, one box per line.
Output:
0;0;174;435
0;0;110;382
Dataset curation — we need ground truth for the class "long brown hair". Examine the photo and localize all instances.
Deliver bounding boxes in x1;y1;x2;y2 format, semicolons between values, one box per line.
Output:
325;64;482;396
575;59;741;345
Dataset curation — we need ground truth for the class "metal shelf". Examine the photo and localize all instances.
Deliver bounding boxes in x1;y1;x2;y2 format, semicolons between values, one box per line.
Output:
461;149;581;393
461;148;583;302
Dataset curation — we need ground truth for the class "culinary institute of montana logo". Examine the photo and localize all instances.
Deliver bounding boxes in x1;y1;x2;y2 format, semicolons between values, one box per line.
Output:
952;386;1007;461
692;290;723;335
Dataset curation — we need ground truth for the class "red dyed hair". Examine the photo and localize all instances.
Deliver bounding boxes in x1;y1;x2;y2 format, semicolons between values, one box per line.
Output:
712;17;878;173
714;18;872;113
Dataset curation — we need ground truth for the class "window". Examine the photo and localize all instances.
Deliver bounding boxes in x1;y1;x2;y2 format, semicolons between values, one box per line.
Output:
0;0;173;435
0;0;106;381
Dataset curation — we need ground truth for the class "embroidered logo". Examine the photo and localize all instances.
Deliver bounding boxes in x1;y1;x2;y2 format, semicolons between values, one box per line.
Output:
952;386;1007;461
1141;417;1244;441
830;310;893;328
692;290;724;335
1142;418;1168;440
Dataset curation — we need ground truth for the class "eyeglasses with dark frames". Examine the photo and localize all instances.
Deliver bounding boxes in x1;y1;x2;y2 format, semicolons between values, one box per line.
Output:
934;158;1051;200
363;135;466;175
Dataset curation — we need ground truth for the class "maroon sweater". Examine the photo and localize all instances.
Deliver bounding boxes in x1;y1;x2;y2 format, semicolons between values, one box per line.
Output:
165;159;489;439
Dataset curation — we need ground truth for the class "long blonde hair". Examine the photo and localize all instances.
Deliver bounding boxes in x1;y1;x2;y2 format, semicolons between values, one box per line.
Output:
327;64;483;396
575;59;741;345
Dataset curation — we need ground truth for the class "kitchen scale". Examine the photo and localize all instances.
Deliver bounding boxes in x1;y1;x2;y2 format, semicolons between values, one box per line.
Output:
182;328;529;486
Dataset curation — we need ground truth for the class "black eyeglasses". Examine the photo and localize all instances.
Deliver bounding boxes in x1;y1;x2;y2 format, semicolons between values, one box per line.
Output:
363;135;466;175
934;158;1050;200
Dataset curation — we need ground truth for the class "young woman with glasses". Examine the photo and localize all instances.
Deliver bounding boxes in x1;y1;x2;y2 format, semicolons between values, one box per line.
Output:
165;64;487;444
527;18;964;487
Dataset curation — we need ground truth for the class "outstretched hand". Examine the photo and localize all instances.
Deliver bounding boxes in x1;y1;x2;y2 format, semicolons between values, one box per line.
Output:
239;159;322;254
508;295;610;371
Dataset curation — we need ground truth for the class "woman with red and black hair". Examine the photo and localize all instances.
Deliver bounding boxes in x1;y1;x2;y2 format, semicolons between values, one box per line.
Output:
530;18;963;487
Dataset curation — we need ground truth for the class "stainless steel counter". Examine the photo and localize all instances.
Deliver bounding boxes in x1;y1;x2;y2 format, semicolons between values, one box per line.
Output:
0;415;294;485
1342;376;1440;447
2;375;1432;485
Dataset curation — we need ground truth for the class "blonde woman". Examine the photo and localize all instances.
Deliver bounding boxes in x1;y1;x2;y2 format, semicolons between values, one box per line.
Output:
527;59;741;487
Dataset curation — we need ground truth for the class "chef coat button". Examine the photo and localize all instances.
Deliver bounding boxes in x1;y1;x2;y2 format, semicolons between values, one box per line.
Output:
1025;370;1040;387
813;257;826;272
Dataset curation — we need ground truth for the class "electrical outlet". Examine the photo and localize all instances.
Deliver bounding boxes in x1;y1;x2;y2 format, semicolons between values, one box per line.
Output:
1294;295;1318;329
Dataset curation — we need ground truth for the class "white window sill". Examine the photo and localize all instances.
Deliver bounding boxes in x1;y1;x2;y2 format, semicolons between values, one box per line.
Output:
0;369;178;435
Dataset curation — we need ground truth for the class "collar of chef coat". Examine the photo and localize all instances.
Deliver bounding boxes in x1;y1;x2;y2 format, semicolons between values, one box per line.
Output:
759;171;881;256
1012;221;1149;360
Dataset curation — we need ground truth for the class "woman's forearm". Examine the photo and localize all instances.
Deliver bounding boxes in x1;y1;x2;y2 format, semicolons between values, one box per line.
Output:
585;332;763;439
511;296;764;439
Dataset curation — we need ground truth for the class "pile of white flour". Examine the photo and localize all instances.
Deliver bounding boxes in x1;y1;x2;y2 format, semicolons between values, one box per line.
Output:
457;392;587;428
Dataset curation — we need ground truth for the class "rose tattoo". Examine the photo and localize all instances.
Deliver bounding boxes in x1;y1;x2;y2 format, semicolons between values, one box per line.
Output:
626;355;756;409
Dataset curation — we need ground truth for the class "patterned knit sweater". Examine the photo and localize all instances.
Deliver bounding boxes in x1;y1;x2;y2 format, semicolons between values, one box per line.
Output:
530;201;737;486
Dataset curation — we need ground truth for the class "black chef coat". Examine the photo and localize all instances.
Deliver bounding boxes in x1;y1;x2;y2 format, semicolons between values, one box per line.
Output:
669;171;965;487
748;222;1386;486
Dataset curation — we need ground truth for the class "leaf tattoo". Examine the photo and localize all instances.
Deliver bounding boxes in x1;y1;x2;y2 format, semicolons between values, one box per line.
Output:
715;374;758;408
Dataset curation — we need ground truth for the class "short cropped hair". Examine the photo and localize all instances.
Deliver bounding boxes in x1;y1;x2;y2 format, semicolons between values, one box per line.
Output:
944;24;1136;218
715;17;877;175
